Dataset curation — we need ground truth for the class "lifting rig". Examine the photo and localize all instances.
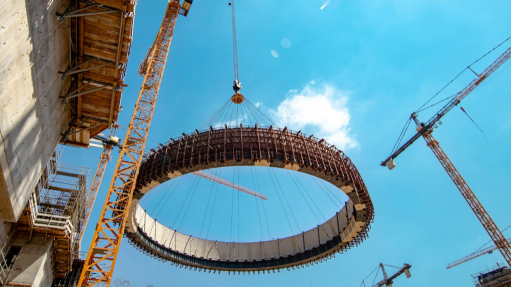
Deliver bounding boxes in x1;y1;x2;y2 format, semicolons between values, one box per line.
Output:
381;43;511;267
78;1;192;285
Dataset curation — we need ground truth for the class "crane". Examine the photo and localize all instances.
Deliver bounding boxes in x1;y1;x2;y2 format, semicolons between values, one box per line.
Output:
76;127;121;251
447;237;511;269
77;1;192;286
361;263;412;287
192;171;268;200
373;263;412;287
381;40;511;267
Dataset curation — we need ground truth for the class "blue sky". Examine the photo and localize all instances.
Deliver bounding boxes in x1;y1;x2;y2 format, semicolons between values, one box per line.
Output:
63;0;511;286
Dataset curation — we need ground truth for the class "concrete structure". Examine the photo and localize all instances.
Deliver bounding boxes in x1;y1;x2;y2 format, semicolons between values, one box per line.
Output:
0;0;136;224
0;0;73;223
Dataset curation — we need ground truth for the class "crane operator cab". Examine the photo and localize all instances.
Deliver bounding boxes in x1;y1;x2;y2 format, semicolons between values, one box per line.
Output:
179;0;193;17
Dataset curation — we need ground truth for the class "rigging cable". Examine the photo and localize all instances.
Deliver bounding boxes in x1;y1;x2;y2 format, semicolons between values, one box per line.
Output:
267;168;296;235
254;167;275;257
206;169;222;240
251;167;264;240
270;169;301;236
175;176;202;231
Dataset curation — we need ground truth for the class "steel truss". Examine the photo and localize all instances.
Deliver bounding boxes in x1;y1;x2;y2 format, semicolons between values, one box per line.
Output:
77;1;181;286
423;131;511;267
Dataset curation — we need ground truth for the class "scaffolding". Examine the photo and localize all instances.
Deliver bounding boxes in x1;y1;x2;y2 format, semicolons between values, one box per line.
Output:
15;147;91;278
471;264;511;287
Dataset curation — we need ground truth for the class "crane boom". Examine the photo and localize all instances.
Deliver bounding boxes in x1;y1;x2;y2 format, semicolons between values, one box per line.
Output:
77;1;184;285
192;171;268;200
447;237;511;269
381;45;511;167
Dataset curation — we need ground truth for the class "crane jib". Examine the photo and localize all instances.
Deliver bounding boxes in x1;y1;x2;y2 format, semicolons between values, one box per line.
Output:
382;44;511;167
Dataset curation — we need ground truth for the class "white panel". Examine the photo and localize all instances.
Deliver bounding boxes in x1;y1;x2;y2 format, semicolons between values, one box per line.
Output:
262;241;278;259
304;227;319;249
216;242;231;261
133;199;358;262
237;244;248;261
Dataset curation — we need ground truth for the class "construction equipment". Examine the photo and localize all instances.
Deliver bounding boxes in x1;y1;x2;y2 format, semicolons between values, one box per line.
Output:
77;1;191;286
361;263;412;287
381;41;511;267
76;127;121;251
192;171;268;200
447;237;511;269
373;263;412;287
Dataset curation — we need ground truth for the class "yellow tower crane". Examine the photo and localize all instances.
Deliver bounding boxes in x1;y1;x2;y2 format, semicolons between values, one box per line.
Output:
76;127;121;252
77;1;192;286
381;41;511;267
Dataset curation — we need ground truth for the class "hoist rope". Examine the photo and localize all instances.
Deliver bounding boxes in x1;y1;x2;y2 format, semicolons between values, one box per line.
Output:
231;0;240;81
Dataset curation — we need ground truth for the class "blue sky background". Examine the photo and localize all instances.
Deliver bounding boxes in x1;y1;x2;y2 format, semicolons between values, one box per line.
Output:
61;0;511;286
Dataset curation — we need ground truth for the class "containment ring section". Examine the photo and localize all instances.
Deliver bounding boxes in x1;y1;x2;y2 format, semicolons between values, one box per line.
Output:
125;125;374;272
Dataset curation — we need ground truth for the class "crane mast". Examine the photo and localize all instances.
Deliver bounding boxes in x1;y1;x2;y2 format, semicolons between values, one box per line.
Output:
419;126;511;267
77;1;187;285
77;142;114;249
381;41;511;268
77;127;121;250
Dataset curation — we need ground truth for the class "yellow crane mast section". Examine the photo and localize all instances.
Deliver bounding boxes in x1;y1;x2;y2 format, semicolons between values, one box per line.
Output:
78;1;182;285
77;144;114;248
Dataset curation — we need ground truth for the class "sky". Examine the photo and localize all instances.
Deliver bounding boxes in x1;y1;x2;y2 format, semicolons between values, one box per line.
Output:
61;0;511;286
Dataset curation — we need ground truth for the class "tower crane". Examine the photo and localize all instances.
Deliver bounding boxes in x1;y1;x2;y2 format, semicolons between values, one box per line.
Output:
361;263;412;287
381;41;511;267
77;1;192;286
76;127;121;251
447;237;511;269
373;263;412;287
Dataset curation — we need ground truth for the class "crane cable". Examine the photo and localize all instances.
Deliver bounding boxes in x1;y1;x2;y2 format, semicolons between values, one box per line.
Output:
230;1;241;92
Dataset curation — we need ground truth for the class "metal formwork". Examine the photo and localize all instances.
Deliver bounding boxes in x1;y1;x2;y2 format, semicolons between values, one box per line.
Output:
124;125;374;272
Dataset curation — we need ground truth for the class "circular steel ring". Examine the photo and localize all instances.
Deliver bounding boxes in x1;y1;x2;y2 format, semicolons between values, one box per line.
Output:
125;125;374;272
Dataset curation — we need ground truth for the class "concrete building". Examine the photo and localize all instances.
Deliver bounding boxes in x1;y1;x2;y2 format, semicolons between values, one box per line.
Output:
0;0;135;223
0;0;137;285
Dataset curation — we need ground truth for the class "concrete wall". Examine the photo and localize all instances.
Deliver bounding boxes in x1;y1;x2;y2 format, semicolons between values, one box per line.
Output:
6;233;54;287
0;221;12;253
0;0;72;222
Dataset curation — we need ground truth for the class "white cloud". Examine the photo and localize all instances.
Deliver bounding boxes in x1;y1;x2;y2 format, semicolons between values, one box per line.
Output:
271;50;279;58
320;0;330;10
255;101;263;108
270;83;358;150
310;80;316;85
